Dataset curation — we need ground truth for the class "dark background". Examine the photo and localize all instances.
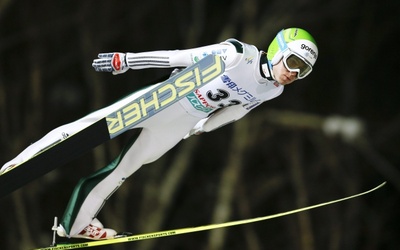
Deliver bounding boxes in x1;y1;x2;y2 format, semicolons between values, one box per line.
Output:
0;0;399;249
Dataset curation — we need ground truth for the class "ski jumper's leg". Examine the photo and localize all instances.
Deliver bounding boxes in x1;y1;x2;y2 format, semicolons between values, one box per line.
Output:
60;102;201;236
1;86;157;171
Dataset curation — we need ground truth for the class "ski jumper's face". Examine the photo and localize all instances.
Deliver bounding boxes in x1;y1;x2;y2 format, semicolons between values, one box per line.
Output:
272;59;298;85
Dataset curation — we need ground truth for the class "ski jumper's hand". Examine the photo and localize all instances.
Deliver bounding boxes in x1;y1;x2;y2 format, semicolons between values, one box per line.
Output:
183;119;207;139
92;53;129;75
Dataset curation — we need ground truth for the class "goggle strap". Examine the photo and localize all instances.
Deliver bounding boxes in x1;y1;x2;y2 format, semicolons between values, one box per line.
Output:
276;30;289;54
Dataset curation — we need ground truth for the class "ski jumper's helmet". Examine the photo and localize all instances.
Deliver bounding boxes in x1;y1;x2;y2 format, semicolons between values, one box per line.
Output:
267;28;318;79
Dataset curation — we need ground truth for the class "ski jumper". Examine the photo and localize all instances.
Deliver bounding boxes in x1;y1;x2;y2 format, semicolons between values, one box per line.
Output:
2;39;284;236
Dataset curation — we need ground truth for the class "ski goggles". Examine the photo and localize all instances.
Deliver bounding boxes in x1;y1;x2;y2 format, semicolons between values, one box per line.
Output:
276;30;313;79
282;52;313;79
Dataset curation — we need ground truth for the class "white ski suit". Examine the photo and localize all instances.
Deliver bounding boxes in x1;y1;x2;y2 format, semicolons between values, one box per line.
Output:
2;39;284;236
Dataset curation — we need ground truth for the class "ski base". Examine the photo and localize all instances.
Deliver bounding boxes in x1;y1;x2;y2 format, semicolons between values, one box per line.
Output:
0;119;110;198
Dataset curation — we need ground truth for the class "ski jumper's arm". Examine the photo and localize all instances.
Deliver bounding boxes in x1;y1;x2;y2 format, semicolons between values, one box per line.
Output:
124;42;237;69
184;104;251;138
92;42;238;74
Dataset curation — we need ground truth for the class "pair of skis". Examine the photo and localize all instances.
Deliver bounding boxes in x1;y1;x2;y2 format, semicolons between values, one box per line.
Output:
0;54;386;249
34;181;386;249
0;54;224;198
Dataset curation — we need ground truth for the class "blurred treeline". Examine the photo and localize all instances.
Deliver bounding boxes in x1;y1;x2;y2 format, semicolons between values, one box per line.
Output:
0;0;399;249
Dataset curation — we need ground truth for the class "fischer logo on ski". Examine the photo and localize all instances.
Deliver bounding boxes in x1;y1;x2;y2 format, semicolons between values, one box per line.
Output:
0;55;225;197
106;55;224;138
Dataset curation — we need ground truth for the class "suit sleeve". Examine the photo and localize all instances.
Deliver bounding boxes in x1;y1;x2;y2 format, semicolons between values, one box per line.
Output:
200;104;252;132
124;42;237;69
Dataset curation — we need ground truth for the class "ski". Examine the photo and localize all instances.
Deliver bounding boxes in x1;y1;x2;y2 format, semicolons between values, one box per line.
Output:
0;55;225;198
34;182;386;250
